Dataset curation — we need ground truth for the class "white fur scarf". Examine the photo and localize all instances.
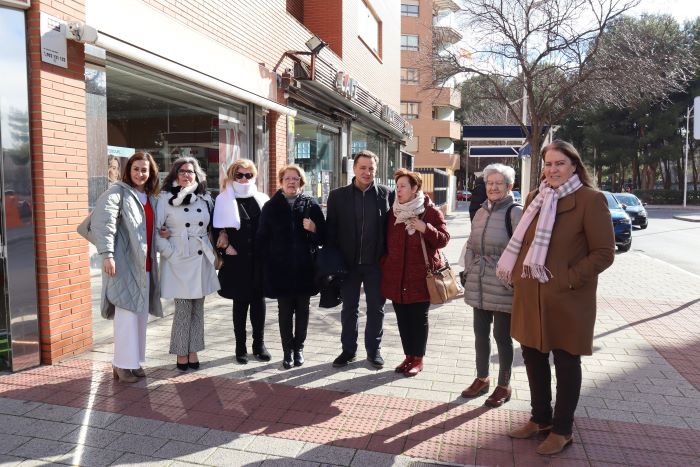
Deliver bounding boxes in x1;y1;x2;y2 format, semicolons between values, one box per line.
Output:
168;181;198;207
393;191;426;235
212;181;269;229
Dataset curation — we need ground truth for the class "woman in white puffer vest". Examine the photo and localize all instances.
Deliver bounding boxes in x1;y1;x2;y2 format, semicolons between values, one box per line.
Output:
461;163;523;408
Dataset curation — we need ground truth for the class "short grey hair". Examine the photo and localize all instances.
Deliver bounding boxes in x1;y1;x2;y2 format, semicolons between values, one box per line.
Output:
483;163;515;186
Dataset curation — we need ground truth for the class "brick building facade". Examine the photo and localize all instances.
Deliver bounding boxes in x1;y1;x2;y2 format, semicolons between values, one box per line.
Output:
0;0;410;370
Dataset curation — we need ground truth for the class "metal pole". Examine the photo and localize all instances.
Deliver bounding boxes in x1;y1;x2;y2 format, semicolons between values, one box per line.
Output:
684;105;692;208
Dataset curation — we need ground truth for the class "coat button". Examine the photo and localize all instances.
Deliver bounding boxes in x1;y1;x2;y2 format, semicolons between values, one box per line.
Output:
197;208;202;212
184;208;189;212
198;250;202;255
199;221;204;226
185;223;190;227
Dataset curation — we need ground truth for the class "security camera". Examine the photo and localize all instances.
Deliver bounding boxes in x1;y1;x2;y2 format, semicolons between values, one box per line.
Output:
65;21;98;44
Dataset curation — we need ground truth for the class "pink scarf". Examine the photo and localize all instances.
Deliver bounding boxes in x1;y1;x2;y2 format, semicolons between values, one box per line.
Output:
496;174;583;283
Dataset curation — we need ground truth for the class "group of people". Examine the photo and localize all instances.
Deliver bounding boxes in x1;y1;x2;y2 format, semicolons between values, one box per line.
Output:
461;140;615;455
90;140;615;457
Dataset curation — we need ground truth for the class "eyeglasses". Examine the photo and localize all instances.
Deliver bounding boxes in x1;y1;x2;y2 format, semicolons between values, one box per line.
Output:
234;172;254;180
178;169;195;176
486;182;506;187
283;176;301;183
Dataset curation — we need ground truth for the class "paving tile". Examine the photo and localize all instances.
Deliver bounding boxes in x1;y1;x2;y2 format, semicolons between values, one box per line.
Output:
10;438;75;461
349;450;409;467
23;404;81;422
65;408;123;428
57;446;124;467
152;440;217;463
150;421;209;443
12;418;77;441
260;457;320;467
110;452;172;466
61;426;120;448
0;434;30;455
105;415;165;435
105;433;168;456
296;442;356;465
197;429;255;450
0;398;41;416
0;454;23;466
205;447;267;466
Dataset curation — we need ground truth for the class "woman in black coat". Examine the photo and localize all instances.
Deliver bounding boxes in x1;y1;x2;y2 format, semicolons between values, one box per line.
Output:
212;159;270;364
257;164;326;369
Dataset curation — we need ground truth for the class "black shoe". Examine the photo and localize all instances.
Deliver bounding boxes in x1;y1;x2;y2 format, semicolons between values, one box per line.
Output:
235;348;248;364
294;350;304;367
332;351;356;368
176;362;188;371
253;344;271;362
367;351;384;369
282;351;293;370
188;361;200;370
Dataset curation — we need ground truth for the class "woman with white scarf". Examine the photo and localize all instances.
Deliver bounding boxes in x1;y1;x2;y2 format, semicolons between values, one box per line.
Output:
156;157;220;371
213;159;270;364
380;169;449;377
498;141;615;455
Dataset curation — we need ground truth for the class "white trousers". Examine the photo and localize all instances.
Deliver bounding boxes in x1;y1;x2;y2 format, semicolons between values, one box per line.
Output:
112;274;149;369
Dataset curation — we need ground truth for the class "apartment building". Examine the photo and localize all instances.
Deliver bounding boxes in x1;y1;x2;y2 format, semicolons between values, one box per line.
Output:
400;0;462;206
0;0;409;370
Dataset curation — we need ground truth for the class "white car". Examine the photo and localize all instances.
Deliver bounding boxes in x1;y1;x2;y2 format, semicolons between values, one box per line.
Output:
512;190;522;204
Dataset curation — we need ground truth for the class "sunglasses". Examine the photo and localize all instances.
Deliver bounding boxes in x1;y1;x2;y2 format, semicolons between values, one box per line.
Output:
234;172;254;180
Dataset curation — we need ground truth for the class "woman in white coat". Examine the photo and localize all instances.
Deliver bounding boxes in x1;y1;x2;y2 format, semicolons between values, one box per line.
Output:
156;157;220;371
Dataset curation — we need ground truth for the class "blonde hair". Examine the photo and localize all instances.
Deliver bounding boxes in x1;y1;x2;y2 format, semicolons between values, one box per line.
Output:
226;158;258;181
278;164;307;187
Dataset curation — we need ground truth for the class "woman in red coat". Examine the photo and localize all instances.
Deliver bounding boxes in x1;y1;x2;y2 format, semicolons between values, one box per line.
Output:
380;169;450;377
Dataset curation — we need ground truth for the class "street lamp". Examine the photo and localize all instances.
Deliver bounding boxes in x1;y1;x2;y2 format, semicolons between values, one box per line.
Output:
681;104;694;208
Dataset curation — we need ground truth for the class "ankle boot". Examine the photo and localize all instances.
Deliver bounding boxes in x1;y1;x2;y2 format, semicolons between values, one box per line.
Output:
395;356;414;373
235;345;248;364
253;342;271;361
282;350;293;369
404;357;423;377
112;366;138;383
293;349;304;367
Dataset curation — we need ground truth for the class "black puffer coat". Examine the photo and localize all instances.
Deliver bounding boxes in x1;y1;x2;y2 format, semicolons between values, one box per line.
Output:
257;190;326;299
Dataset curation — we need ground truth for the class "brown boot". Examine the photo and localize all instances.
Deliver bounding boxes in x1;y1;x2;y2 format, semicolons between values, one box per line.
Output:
112;366;138;383
461;377;490;398
536;432;573;455
508;421;553;439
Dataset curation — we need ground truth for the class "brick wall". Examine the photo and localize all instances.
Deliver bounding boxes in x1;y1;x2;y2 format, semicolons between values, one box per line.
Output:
304;0;343;57
27;1;92;363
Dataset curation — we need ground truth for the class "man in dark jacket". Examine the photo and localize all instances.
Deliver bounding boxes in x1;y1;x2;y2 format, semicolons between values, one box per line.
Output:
326;150;392;369
469;176;486;221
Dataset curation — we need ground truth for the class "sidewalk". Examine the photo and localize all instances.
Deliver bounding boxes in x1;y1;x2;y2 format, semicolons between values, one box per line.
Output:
1;206;700;466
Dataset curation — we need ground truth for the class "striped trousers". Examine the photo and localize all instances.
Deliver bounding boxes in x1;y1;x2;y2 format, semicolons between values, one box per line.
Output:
169;298;205;355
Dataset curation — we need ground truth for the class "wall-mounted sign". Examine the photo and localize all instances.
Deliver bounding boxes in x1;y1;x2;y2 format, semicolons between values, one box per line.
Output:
107;145;135;158
0;0;30;9
334;71;357;99
381;104;400;124
40;13;67;68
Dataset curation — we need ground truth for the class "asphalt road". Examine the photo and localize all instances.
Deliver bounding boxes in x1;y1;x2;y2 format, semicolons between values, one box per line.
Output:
625;207;700;277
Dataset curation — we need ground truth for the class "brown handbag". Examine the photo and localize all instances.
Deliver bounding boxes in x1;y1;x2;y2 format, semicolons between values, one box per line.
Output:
419;233;463;305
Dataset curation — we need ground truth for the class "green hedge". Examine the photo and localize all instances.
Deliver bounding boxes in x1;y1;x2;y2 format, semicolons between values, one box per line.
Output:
632;189;700;205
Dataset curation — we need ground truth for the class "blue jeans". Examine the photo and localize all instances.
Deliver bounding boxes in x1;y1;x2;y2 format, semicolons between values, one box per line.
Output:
339;263;386;356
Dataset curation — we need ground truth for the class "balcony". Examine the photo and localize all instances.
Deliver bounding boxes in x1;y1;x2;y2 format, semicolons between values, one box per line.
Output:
433;12;462;44
418;119;460;140
432;88;461;108
433;0;460;12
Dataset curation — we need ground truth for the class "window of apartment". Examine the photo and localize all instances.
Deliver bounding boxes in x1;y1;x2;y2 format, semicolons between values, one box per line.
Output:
401;102;420;119
401;34;419;51
405;136;419;153
401;2;419;17
358;0;382;58
401;68;419;85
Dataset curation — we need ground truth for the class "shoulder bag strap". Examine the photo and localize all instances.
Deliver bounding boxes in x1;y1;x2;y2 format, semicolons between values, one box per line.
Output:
419;233;433;274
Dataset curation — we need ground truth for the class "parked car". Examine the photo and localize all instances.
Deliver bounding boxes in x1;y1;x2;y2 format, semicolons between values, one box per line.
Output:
602;191;632;252
614;192;648;229
511;190;522;204
456;190;471;201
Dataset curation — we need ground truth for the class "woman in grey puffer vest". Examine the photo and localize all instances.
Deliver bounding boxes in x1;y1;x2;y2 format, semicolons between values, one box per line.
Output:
461;163;522;408
91;152;163;383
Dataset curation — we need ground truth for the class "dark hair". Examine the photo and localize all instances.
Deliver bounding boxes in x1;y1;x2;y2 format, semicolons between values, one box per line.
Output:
394;168;423;191
162;157;207;194
123;151;160;195
540;140;594;188
353;150;379;166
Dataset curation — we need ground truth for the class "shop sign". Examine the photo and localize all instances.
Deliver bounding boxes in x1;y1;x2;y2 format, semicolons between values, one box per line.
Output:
107;146;135;158
334;71;357;99
381;105;400;124
0;0;30;8
40;13;67;68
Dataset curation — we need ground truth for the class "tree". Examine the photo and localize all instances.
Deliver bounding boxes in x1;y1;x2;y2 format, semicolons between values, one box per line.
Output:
437;1;697;189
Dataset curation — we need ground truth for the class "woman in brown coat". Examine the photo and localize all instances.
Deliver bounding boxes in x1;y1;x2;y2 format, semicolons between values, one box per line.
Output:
496;140;615;455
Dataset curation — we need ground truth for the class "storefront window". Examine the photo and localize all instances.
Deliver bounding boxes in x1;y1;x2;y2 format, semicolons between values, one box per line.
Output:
387;141;400;188
351;123;384;182
87;60;249;208
291;117;338;204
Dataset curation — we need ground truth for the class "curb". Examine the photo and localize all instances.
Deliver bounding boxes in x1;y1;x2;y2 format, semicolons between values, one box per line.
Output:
673;214;700;222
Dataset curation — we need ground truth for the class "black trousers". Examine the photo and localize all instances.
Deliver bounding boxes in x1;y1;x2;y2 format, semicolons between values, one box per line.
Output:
232;296;266;353
278;295;310;352
393;302;430;357
521;345;582;436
